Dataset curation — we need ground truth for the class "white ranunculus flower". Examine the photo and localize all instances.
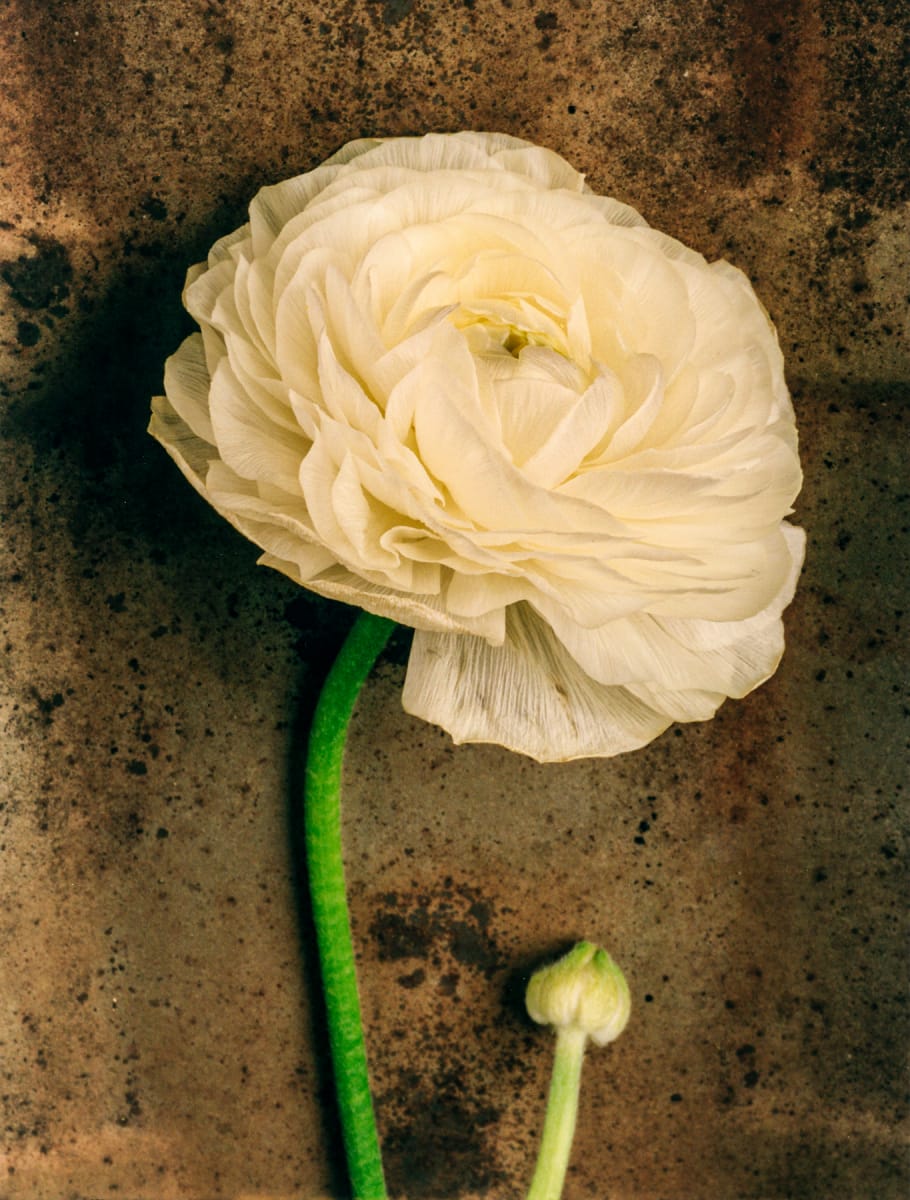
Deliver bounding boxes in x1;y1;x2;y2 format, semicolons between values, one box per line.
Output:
150;132;804;762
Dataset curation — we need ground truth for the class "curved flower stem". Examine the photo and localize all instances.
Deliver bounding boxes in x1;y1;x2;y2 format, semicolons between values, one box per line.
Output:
304;610;396;1200
527;1028;588;1200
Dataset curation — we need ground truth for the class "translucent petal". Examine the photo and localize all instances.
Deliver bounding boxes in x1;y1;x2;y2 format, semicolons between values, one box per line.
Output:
163;334;215;445
402;604;672;762
184;257;238;328
148;392;214;493
251;172;338;244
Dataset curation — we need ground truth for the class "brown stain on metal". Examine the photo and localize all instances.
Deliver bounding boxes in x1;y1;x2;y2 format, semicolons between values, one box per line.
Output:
360;873;539;1196
729;0;826;165
369;877;504;976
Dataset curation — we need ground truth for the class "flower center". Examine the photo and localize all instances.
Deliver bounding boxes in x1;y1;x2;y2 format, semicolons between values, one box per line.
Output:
502;327;533;356
454;307;564;360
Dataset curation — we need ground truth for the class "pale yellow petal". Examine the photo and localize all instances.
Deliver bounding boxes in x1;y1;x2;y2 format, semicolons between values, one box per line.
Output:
402;604;672;762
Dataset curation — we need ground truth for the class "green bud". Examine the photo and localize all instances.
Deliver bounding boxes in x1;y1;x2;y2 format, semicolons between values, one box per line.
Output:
526;940;631;1047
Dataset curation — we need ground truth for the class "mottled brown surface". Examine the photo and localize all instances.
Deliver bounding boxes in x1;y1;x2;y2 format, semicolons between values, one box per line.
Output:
1;0;907;1197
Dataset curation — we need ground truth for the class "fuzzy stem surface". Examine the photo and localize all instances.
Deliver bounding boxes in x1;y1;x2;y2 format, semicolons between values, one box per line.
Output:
304;610;396;1200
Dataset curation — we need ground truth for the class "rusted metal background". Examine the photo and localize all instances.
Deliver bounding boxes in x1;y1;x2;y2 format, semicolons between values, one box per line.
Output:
1;1;907;1195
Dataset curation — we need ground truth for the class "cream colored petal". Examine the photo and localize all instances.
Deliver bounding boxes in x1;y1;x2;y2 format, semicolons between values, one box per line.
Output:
519;371;623;487
587;354;664;465
560;463;734;524
328;455;441;595
311;267;390;399
318;137;387;168
509;345;589;390
148;393;214;493
184;257;240;328
222;336;299;437
538;523;804;694
478;189;620;245
162;334;215;445
402;604;672;762
655;522;805;649
452;246;572;313
624;680;725;722
375;266;453;348
290;566;504;641
618;528;798;622
271;271;327;400
443;571;532;621
224;517;337;583
247;156;376;256
295;435;431;594
492;145;587;190
340;131;537;175
578;193;649;229
297;435;358;559
626;223;707;268
230;254;276;365
356;206;577;324
371;316;464;423
203;222;251;269
315;330;383;439
577;232;696;375
208;358;308;493
256;540;337;580
412;361;635;538
489;373;583;469
205;460;311;526
541;604;783;697
561;443;801;543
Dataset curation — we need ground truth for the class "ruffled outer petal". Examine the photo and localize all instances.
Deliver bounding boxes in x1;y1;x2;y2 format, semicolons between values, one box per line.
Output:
402;604;673;762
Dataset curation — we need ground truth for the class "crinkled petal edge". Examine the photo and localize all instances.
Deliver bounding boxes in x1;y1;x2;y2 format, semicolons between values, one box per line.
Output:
402;603;675;762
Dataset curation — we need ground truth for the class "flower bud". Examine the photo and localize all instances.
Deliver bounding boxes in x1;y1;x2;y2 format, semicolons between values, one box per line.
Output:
526;941;631;1047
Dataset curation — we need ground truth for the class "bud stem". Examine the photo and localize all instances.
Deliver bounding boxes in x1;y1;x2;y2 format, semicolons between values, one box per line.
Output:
304;610;396;1200
527;1027;588;1200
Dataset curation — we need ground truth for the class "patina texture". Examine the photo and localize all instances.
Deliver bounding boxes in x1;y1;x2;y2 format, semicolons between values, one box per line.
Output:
1;1;907;1196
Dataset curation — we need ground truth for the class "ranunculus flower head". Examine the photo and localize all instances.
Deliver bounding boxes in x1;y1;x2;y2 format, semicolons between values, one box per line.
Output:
150;132;804;762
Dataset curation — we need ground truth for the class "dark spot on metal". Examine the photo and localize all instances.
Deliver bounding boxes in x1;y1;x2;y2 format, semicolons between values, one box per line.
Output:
372;0;416;26
382;1080;506;1198
437;971;459;996
370;881;504;975
139;195;169;222
397;968;425;989
1;234;72;310
16;320;40;346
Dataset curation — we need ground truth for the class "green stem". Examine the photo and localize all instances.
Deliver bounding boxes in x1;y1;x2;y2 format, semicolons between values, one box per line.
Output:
304;610;396;1200
527;1028;588;1200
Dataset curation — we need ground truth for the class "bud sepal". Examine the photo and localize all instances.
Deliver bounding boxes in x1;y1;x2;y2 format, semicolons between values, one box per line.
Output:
526;940;631;1047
